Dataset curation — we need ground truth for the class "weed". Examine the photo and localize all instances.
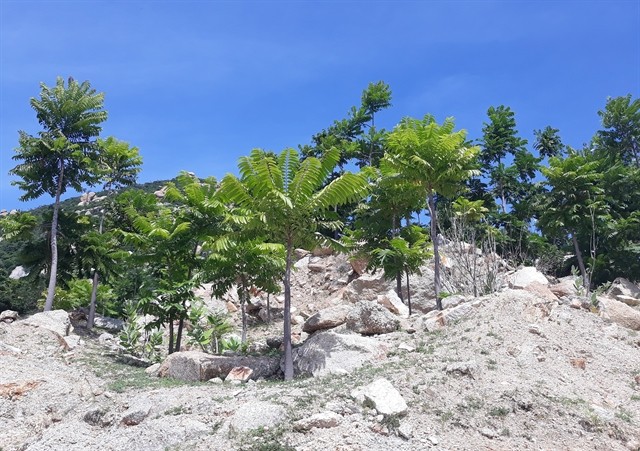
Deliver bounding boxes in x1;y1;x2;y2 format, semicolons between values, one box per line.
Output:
631;394;640;401
487;358;498;370
500;428;511;437
616;408;633;423
457;396;484;411
487;406;510;417
436;409;454;424
164;405;191;416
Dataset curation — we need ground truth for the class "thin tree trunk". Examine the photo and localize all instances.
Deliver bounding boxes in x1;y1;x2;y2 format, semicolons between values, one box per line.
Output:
429;193;442;310
572;233;589;292
240;285;248;343
88;213;105;329
175;301;185;352
44;161;65;311
266;293;271;323
472;233;478;298
283;241;294;381
168;314;175;354
405;269;412;316
396;273;404;302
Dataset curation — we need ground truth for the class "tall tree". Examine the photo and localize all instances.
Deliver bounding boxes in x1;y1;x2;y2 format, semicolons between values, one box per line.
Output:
10;77;107;311
596;94;640;167
219;148;369;380
385;115;479;310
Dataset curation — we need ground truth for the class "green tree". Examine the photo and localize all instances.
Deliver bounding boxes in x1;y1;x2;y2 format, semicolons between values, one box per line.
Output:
10;77;107;311
596;94;640;167
384;115;479;310
220;148;369;380
534;126;564;159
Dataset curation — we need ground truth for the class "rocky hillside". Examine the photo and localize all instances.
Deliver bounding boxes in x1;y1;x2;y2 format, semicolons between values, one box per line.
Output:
1;250;640;451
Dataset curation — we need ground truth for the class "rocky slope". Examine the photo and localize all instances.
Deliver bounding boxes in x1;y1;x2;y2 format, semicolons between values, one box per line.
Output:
1;251;640;451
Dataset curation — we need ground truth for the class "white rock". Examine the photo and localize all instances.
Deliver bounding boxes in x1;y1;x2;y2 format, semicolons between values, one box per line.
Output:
9;266;28;279
228;401;286;436
510;266;548;288
377;290;409;318
360;378;408;416
22;310;73;337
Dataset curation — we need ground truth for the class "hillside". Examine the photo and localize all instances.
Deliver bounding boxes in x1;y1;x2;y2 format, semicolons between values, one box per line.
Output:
1;251;640;451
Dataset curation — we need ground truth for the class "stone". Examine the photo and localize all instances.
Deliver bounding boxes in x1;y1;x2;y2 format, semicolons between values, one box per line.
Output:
398;343;415;352
293;411;342;431
524;281;558;302
8;266;28;279
607;278;640;301
291;315;305;326
83;408;114;427
93;315;124;332
158;351;280;381
509;267;548;288
445;361;480;379
342;271;392;303
421;302;476;332
308;263;326;272
63;334;82;350
226;301;238;313
290;330;387;377
346;301;399;335
303;304;351;333
121;405;151;426
228;401;286;436
441;294;468;309
398;421;413;439
617;295;640;307
350;257;369;276
145;363;161;377
549;276;579;298
22;310;73;336
359;378;408;416
225;366;253;382
0;310;19;323
570;358;586;370
377;290;409;318
599;297;640;331
98;332;115;345
294;248;310;259
480;427;497;439
312;247;334;257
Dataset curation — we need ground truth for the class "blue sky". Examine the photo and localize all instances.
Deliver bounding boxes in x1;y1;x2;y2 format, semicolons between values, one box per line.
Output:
1;0;639;212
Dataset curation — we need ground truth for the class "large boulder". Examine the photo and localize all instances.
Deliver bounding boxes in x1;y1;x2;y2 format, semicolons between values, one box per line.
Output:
228;401;287;436
509;267;548;288
21;310;73;337
93;315;124;332
346;301;400;335
158;351;280;381
599;297;640;331
303;304;352;333
290;330;387;377
376;290;409;318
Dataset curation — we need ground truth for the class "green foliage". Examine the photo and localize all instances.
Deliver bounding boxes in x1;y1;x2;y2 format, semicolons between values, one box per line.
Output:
119;301;163;362
596;94;640;167
187;302;234;355
37;278;117;313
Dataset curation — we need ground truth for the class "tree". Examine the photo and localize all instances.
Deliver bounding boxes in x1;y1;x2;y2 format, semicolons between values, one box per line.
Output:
87;138;142;328
219;148;369;380
596;94;640;167
534;126;564;159
384;115;479;310
10;77;107;311
371;225;431;315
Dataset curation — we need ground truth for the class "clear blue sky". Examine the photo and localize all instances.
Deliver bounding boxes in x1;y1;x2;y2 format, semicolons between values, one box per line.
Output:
1;0;639;212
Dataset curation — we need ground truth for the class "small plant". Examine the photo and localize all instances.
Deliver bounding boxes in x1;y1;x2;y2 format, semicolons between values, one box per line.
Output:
500;428;511;437
616;408;633;423
187;301;234;354
488;406;510;417
118;300;163;362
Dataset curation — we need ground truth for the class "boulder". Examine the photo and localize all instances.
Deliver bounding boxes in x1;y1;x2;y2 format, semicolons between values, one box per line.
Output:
225;366;253;383
9;266;28;280
228;401;287;436
421;302;477;332
303;304;351;333
350;257;369;276
308;263;326;273
346;301;400;335
93;315;124;332
607;278;640;303
293;411;342;432
441;294;468;310
599;297;640;331
524;282;559;302
376;290;409;318
290;330;387;377
158;351;280;381
343;272;392;302
22;310;73;337
509;267;548;288
294;248;310;259
312;247;334;257
0;310;19;323
549;276;579;298
357;378;407;416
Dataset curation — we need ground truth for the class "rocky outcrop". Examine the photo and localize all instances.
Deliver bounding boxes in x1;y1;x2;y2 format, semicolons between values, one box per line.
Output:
607;278;640;306
158;351;280;381
21;310;73;337
290;330;387;377
346;301;400;335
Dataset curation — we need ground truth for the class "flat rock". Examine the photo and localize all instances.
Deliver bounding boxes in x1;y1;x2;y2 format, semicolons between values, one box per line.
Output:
21;310;73;337
225;366;253;382
93;315;124;332
303;304;351;333
358;378;407;416
293;411;342;431
599;297;640;331
377;290;409;317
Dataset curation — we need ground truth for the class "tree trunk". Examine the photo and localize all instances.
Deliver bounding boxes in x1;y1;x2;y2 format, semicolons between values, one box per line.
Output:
44;161;65;311
572;232;589;292
168;313;175;354
87;213;105;329
88;271;99;329
396;273;403;302
240;285;248;343
175;300;186;352
266;293;271;323
405;269;412;316
283;241;294;381
429;193;442;310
